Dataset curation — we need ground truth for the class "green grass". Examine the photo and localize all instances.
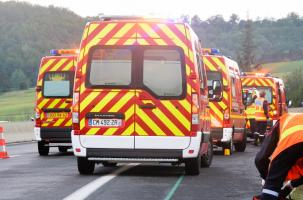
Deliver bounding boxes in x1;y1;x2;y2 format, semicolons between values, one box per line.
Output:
0;88;35;121
262;59;303;78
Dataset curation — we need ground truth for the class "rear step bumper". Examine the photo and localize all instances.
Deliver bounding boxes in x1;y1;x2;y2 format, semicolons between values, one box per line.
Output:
87;148;182;160
35;127;72;143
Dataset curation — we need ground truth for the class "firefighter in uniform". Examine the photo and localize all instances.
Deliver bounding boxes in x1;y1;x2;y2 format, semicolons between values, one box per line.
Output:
254;90;269;144
254;113;303;200
245;89;258;142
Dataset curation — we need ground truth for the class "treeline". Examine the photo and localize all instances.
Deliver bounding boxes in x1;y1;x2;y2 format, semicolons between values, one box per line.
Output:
1;1;303;93
0;1;85;92
191;13;303;63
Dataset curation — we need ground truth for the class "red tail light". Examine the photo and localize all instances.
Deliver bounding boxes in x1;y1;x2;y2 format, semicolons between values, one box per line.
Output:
72;92;81;134
35;109;41;127
223;109;231;128
191;93;199;134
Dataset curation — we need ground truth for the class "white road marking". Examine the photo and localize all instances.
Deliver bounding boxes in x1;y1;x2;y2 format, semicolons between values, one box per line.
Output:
8;155;20;158
63;163;139;200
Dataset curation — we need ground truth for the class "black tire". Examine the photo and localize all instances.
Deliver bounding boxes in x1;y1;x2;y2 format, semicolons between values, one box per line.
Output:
102;161;117;167
234;128;247;152
185;155;201;175
77;157;95;175
58;146;69;153
201;140;213;168
254;134;259;146
38;141;49;156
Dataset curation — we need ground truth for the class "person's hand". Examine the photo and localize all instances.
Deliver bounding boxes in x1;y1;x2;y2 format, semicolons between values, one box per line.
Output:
281;180;293;190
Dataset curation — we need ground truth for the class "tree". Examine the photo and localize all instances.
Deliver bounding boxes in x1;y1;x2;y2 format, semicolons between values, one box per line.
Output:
284;68;303;107
238;19;256;72
10;69;30;90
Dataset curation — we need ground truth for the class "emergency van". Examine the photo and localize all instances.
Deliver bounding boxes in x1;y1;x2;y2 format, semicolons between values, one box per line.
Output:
34;49;77;156
241;72;288;126
202;48;247;153
72;17;213;175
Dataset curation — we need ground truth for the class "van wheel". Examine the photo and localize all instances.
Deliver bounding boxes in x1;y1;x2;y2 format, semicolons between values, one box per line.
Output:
201;140;213;168
234;128;247;152
58;146;69;153
38;141;49;156
102;161;117;167
185;155;201;175
77;157;95;175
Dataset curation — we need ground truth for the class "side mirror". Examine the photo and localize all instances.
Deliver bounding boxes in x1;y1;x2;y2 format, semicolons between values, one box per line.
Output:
287;100;292;107
209;80;222;101
36;86;42;92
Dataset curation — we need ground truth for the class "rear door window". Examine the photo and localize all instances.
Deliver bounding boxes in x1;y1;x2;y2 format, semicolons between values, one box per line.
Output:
43;71;73;98
87;48;132;87
142;49;184;98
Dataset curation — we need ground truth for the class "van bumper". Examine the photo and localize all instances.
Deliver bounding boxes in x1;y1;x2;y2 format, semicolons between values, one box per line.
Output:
211;127;233;145
36;127;72;143
72;131;202;160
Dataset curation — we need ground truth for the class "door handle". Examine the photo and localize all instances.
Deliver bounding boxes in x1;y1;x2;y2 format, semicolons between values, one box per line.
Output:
65;99;72;103
139;103;156;109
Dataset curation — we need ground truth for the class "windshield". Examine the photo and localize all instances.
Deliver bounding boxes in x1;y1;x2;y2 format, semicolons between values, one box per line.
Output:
243;86;273;103
43;72;73;98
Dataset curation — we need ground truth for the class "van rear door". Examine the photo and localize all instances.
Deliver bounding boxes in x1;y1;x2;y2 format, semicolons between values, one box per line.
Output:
79;47;135;149
134;47;191;149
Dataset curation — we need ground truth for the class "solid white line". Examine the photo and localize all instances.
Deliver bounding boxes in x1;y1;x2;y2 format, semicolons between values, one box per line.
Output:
63;163;139;200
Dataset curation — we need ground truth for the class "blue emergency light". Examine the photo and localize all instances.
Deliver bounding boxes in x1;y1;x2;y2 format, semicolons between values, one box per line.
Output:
210;48;220;54
50;49;59;56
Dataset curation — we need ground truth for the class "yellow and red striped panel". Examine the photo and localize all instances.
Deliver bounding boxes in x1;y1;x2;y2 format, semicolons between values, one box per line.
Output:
77;21;196;136
203;55;229;128
241;77;277;118
36;56;76;128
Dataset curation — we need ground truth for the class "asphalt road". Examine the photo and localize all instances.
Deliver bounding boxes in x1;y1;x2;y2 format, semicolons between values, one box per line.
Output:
0;142;261;200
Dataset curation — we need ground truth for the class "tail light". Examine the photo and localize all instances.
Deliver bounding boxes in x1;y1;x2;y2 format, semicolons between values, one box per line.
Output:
72;92;81;134
35;110;41;127
223;109;231;128
191;93;200;135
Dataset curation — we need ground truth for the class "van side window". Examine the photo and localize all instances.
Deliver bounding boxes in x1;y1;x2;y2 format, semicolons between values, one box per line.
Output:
143;49;184;97
231;77;236;98
88;48;132;87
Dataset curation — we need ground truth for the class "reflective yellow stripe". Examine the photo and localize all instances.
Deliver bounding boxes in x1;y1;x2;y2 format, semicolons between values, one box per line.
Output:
91;92;120;112
135;122;149;136
280;125;303;141
162;101;190;130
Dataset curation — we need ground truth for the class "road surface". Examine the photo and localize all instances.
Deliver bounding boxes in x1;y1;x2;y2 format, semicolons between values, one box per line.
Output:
0;142;261;200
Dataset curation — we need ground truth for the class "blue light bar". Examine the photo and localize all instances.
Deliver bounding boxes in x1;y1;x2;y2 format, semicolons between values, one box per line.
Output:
211;48;220;54
50;49;59;56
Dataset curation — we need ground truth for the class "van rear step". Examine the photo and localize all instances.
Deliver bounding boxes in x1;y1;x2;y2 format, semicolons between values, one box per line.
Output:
88;157;179;162
87;148;182;158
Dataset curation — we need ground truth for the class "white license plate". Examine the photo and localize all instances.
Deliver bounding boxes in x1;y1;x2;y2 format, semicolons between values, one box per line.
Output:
88;119;122;127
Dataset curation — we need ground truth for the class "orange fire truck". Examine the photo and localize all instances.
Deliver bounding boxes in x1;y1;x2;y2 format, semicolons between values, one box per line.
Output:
34;49;78;156
202;48;247;153
71;17;213;175
241;72;288;136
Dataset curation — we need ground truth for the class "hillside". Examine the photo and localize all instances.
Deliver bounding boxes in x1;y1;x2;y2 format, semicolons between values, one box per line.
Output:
261;59;303;78
0;88;35;121
1;1;303;94
0;1;85;92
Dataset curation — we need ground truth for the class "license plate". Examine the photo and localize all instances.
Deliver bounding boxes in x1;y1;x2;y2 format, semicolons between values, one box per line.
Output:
47;112;68;119
89;119;122;127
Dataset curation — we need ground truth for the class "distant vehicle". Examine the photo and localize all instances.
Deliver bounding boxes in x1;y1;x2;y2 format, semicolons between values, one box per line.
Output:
72;16;213;175
34;49;78;156
241;72;288;126
202;48;247;153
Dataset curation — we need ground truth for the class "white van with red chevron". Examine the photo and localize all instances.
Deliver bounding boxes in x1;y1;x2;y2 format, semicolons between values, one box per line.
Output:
72;17;213;175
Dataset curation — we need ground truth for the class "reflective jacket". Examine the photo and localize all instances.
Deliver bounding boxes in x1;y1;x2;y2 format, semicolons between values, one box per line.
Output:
255;97;267;121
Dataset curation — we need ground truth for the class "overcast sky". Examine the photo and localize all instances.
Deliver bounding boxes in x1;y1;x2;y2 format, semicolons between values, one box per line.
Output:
3;0;303;20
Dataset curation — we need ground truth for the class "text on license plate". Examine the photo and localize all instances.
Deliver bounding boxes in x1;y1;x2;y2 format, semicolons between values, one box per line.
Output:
47;112;68;118
89;119;122;127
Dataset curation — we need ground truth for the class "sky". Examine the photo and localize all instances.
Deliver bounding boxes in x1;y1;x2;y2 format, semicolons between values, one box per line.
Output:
3;0;303;20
